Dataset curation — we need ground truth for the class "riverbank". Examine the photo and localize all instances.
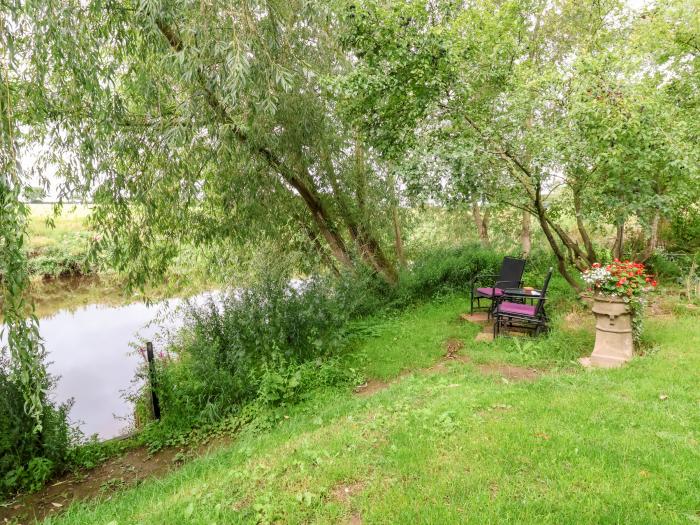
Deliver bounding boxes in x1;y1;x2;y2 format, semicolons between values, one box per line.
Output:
4;290;699;524
28;274;218;320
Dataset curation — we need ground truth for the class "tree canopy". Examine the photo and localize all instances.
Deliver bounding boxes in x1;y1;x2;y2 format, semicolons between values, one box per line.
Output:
1;0;698;425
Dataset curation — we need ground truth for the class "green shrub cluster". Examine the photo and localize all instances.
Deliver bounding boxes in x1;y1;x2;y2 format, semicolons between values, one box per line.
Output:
139;244;503;446
148;276;355;436
0;360;71;498
26;233;94;279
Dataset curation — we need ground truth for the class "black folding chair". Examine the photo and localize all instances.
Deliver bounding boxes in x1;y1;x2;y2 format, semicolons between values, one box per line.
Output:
493;268;553;337
470;256;526;316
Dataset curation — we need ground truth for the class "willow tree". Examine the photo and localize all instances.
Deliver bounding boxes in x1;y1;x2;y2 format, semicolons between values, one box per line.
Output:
12;0;403;289
1;10;47;429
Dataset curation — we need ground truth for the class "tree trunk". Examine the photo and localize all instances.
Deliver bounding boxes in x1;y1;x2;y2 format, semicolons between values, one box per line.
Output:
302;222;341;277
392;206;407;269
520;210;531;256
573;189;596;262
471;203;490;246
533;185;581;291
640;211;660;262
612;221;625;260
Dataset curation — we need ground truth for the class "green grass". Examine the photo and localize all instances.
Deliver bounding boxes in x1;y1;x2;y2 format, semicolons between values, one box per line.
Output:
26;204;91;251
346;296;482;380
42;298;700;524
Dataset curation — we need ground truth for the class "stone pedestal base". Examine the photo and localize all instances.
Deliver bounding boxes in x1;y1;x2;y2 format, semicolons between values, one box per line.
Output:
580;295;634;369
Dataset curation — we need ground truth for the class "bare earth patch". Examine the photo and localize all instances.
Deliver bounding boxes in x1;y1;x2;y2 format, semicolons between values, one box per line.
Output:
354;379;394;397
460;312;490;324
332;481;365;503
0;435;235;524
476;363;541;382
346;512;363;525
0;446;181;524
443;337;465;357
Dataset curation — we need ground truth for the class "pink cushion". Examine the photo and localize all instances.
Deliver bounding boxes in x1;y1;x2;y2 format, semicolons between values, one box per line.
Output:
476;287;504;297
497;301;536;317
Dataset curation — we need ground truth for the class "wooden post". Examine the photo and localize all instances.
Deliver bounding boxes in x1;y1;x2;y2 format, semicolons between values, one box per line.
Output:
146;342;161;420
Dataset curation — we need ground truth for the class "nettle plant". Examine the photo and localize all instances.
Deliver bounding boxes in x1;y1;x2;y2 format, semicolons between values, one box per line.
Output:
582;260;658;345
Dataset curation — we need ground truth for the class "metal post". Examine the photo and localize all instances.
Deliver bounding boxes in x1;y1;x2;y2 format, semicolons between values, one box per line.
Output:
146;342;161;420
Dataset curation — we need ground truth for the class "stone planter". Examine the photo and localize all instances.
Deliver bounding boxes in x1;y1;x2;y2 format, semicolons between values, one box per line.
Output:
579;295;634;368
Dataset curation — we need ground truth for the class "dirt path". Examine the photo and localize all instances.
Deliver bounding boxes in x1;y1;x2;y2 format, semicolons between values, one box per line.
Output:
0;438;229;524
353;335;542;398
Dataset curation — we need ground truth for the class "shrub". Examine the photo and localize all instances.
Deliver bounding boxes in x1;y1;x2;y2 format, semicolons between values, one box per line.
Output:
663;208;700;253
135;244;544;448
396;244;503;303
26;233;94;279
149;275;352;434
0;361;71;499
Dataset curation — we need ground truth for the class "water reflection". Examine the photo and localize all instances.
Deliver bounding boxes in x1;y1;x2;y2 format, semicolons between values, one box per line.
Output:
29;291;220;440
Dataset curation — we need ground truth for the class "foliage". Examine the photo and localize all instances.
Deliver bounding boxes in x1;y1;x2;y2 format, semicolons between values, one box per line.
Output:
664;207;700;253
26;233;94;279
1;9;47;434
135;245;500;448
333;0;700;288
395;245;502;304
7;0;404;288
143;275;354;438
0;361;71;498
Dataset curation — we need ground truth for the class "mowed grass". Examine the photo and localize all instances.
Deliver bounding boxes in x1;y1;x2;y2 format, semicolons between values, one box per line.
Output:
43;298;700;524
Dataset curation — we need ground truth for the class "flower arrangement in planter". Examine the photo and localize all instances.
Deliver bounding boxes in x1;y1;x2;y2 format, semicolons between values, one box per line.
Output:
579;260;657;368
582;260;657;299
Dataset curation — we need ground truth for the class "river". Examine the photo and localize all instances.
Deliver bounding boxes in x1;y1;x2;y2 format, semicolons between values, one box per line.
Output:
31;291;220;440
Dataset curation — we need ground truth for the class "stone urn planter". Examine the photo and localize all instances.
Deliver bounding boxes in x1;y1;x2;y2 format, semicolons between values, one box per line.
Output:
580;295;634;368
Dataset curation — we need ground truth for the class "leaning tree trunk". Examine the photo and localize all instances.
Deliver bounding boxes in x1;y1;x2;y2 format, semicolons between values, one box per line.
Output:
392;206;407;269
533;185;582;291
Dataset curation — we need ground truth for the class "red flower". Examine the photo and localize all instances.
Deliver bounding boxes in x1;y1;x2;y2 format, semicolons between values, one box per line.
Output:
651;280;657;287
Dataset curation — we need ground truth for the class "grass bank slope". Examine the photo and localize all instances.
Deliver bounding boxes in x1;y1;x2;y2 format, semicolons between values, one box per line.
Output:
43;297;700;525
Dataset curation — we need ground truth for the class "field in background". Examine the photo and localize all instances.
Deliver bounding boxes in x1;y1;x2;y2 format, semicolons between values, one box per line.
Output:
27;203;91;251
21;204;218;318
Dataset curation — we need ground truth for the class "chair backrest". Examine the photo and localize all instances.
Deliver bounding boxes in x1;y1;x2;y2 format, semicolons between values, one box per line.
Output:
498;256;526;288
535;267;554;316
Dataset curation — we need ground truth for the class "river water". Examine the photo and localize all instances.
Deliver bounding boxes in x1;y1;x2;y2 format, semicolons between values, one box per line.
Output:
28;292;221;440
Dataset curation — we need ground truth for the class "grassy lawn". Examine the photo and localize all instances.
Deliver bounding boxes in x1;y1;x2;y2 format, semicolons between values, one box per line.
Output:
42;296;700;524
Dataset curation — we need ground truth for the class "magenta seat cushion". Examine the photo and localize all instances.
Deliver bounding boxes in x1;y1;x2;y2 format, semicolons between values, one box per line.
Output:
476;287;504;297
497;301;536;317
